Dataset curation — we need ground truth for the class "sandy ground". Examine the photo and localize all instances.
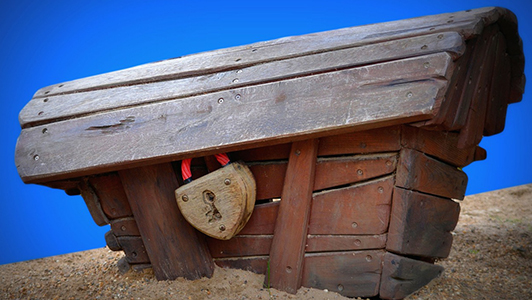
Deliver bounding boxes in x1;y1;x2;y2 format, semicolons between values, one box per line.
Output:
1;184;531;300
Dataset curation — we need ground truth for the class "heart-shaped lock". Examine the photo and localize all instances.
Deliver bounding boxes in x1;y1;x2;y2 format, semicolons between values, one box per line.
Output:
175;154;256;240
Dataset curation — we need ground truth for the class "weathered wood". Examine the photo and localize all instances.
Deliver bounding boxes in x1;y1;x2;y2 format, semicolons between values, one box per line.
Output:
89;173;132;219
301;250;384;298
16;60;449;184
30;7;502;99
175;162;256;240
396;148;468;200
314;154;397;191
379;252;444;300
119;163;214;280
387;188;460;258
110;218;141;236
318;126;401;156
308;176;394;235
231;144;292;162
117;236;150;264
457;26;499;148
237;202;279;235
268;139;319;294
248;162;287;201
78;178;109;226
21;40;459;128
105;230;121;251
305;234;387;252
207;235;272;258
214;256;269;275
401;125;477;167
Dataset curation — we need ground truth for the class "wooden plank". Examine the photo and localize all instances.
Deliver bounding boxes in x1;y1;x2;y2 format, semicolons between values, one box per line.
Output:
117;236;150;264
386;188;460;258
301;250;384;298
317;126;401;156
305;234;387;252
231;143;291;162
314;153;397;191
214;256;269;275
238;202;279;235
89;173;132;219
379;252;444;300
21;40;459;128
78;178;109;226
396;148;468;200
119;163;214;280
484;33;512;136
207;235;272;258
308;176;394;235
457;26;499;148
30;7;498;99
248;162;287;200
401;125;477;167
110;217;141;236
16;71;447;184
268;139;319;294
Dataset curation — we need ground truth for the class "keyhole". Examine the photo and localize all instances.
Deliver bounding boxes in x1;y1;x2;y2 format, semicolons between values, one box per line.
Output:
203;190;222;223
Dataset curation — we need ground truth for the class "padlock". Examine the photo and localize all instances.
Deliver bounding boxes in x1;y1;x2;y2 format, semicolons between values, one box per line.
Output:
175;154;256;240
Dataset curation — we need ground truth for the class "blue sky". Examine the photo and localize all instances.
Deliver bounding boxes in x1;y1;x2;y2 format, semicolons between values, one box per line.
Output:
1;0;530;264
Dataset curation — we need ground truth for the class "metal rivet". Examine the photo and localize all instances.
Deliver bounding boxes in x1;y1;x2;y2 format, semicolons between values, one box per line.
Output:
366;255;373;262
131;251;137;258
33;155;40;161
406;92;413;98
386;160;393;166
236;69;243;74
42;128;48;134
235;94;241;100
219;224;226;231
378;186;384;193
357;169;363;175
354;239;362;246
352;222;358;228
218;98;224;104
224;178;231;185
182;195;189;202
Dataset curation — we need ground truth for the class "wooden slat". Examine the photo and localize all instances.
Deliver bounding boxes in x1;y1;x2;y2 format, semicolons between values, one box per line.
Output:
78;178;109;226
21;41;459;128
231;143;291;162
396;148;468;200
89;173;132;219
386;188;460;258
16;73;447;184
110;218;141;236
308;176;394;235
31;7;500;99
484;32;512;136
302;250;384;298
314;153;397;191
238;202;279;235
248;163;287;200
379;252;444;300
457;25;499;148
119;163;214;280
401;125;477;167
317;126;401;156
268;139;319;294
214;256;269;275
305;234;387;252
207;235;272;258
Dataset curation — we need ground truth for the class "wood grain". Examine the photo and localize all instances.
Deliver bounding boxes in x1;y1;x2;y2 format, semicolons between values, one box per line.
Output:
268;139;319;294
119;163;214;280
301;250;384;298
387;188;460;258
237;202;279;235
305;234;387;252
308;176;394;235
379;252;444;300
396;148;468;200
17;72;447;184
78;178;109;226
110;218;141;236
317;126;401;156
89;173;132;219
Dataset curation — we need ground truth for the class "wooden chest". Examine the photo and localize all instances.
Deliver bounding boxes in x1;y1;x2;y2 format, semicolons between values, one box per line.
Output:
15;7;524;299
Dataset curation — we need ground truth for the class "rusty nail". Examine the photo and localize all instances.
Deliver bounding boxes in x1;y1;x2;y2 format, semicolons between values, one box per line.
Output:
224;178;231;185
295;150;301;156
182;195;189;202
285;266;292;273
357;169;363;175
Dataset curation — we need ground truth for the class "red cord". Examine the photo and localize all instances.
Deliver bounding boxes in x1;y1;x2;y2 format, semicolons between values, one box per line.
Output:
181;158;192;181
215;153;231;166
